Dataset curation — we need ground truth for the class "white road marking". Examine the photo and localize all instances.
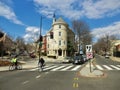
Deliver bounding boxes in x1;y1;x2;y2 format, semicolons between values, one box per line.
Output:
36;75;41;79
44;65;58;71
60;65;73;71
71;65;81;71
103;65;113;70
51;65;66;71
96;65;104;70
22;81;29;85
110;65;120;70
117;65;120;67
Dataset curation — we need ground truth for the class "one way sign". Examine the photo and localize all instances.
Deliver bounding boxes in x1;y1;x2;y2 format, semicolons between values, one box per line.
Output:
86;45;92;52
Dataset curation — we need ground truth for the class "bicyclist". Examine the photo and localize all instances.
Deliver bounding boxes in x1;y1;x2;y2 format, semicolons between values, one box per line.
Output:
38;58;45;71
11;56;18;69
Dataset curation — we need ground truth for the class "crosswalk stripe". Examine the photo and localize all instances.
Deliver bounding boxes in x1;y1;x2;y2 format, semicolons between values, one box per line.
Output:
28;65;54;71
96;65;104;70
103;65;113;70
26;64;120;72
117;65;120;67
44;65;59;71
110;65;120;70
51;65;66;71
71;65;81;71
60;65;74;71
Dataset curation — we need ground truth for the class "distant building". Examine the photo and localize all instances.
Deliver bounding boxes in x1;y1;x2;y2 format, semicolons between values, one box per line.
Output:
46;16;75;58
110;40;120;57
41;35;47;54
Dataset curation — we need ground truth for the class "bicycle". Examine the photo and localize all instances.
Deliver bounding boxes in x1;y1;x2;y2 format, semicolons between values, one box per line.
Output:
38;63;45;72
9;63;22;71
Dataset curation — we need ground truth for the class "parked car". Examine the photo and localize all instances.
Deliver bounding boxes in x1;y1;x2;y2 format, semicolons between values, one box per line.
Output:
29;53;36;58
82;55;88;62
105;54;109;59
72;55;84;65
62;57;73;63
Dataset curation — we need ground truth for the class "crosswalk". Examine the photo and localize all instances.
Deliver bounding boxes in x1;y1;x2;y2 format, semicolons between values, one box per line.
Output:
96;65;120;70
26;64;120;72
28;64;82;72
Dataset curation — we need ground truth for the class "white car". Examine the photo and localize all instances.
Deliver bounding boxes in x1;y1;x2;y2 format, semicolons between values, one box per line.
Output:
105;54;109;58
62;57;73;63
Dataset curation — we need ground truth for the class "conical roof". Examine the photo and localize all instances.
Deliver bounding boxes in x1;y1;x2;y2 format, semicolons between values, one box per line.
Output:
53;17;68;25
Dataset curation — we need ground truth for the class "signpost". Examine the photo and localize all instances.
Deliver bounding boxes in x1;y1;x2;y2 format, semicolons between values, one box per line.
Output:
86;45;93;73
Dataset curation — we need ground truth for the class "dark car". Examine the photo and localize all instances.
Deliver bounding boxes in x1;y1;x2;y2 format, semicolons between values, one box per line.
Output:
29;53;36;58
72;55;84;64
82;55;88;62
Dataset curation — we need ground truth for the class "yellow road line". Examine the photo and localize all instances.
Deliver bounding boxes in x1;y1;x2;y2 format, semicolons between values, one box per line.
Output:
74;77;78;80
73;83;79;88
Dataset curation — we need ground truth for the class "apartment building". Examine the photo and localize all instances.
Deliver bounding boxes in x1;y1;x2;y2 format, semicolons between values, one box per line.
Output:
46;17;75;58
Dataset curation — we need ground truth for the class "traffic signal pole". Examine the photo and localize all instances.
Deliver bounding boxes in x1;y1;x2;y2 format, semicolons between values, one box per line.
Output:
39;16;42;60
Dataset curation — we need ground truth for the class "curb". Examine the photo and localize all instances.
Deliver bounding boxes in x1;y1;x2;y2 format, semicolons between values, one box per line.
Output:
79;58;105;78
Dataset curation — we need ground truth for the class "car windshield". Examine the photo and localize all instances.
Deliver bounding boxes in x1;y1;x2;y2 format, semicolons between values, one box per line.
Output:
74;56;82;60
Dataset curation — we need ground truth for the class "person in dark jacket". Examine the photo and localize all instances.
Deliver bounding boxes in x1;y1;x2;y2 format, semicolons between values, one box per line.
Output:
38;58;45;71
39;58;45;65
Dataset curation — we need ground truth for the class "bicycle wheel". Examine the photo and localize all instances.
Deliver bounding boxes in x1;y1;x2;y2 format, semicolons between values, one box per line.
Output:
9;65;15;71
17;64;22;70
38;63;43;72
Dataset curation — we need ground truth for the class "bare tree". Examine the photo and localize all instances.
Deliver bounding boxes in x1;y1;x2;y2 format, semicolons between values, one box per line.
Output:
93;35;118;55
0;30;15;57
72;20;92;53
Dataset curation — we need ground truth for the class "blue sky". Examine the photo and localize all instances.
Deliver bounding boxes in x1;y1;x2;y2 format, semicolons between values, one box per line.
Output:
0;0;120;43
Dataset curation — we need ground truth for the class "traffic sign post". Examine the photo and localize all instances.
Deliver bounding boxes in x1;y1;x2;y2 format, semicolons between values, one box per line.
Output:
86;45;93;73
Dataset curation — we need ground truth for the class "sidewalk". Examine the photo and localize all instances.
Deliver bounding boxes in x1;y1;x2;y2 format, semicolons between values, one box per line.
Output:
79;58;104;78
0;60;38;72
0;56;63;72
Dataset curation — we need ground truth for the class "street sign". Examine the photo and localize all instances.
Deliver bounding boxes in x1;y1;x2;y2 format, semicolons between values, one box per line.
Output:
86;45;93;59
86;52;93;59
86;45;92;52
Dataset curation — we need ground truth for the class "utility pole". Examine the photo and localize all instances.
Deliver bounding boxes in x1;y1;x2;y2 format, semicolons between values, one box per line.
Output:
39;16;42;60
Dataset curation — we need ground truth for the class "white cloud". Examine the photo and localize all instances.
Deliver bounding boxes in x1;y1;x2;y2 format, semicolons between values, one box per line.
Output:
23;26;40;43
0;1;24;25
33;0;120;19
82;0;120;19
91;21;120;39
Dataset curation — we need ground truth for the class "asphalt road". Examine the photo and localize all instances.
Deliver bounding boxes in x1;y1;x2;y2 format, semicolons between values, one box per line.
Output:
0;68;79;90
0;55;120;90
77;55;120;90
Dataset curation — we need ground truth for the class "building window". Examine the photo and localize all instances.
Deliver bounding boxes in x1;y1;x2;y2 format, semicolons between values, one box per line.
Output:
59;25;61;28
64;41;65;45
59;32;61;36
59;40;61;46
48;44;49;48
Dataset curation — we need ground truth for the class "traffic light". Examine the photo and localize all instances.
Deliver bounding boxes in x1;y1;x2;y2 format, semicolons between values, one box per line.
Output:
50;32;53;39
40;35;43;41
0;31;4;38
39;42;42;48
